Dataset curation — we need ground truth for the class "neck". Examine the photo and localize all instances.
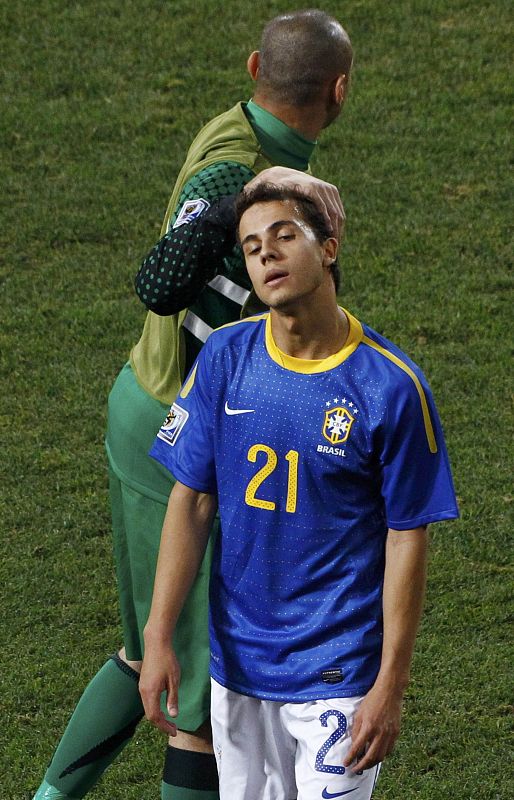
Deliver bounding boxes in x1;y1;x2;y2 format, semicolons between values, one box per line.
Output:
252;92;325;141
270;296;348;360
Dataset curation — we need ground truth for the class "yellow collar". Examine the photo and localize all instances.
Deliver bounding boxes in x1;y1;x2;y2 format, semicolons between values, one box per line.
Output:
265;309;363;374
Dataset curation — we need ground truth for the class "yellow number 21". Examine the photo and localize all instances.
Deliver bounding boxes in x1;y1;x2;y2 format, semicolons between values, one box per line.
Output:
245;444;299;513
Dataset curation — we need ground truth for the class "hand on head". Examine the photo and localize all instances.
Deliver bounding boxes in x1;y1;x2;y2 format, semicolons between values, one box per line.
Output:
244;167;345;242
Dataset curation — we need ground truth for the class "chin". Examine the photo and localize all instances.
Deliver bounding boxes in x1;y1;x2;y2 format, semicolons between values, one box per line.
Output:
267;293;302;312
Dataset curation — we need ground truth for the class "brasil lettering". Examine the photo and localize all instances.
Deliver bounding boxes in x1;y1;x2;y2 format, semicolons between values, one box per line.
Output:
317;444;346;458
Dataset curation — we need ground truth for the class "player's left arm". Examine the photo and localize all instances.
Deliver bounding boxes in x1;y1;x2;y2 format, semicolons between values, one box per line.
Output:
140;481;218;735
344;525;429;773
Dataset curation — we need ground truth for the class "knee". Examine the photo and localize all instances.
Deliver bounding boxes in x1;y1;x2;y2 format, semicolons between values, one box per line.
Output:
172;720;213;753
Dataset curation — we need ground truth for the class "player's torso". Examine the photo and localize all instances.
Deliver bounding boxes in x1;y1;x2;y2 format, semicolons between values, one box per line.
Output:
207;321;389;700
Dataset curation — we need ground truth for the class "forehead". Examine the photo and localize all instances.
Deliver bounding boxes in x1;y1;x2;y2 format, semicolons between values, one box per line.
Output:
239;199;307;237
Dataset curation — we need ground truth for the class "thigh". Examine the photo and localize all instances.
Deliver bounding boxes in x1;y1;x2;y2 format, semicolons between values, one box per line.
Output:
210;680;297;800
283;697;381;800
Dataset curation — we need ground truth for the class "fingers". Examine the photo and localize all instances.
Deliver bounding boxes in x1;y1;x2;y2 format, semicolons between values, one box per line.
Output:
244;167;345;240
330;191;345;241
167;692;179;719
350;733;391;773
140;685;179;736
139;662;181;737
344;722;398;772
344;715;365;768
149;709;178;737
318;185;345;240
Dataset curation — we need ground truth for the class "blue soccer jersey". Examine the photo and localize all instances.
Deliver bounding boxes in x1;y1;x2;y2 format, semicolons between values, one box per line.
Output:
150;310;458;701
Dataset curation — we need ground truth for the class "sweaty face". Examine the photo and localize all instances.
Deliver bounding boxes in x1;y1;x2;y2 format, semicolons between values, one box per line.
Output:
239;200;334;310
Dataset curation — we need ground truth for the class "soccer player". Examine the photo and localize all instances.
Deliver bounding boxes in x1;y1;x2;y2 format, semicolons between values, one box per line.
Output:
139;183;459;799
32;11;353;800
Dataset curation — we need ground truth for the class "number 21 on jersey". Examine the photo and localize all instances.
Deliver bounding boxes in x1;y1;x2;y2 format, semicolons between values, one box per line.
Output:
245;444;299;513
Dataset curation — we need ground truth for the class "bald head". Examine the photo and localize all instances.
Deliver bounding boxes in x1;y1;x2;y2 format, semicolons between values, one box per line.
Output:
256;9;352;108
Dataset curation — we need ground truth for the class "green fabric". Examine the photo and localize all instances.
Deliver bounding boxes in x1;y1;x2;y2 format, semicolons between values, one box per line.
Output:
105;362;171;501
42;657;144;798
246;98;316;169
161;786;219;800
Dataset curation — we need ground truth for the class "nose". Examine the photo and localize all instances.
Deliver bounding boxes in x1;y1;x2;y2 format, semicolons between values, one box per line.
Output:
260;242;278;265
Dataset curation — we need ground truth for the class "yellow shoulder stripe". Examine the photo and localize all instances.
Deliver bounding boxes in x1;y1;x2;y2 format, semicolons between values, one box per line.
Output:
179;362;198;399
215;312;269;332
362;335;437;454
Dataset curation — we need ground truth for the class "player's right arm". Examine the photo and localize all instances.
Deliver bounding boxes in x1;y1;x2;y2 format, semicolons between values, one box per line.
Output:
139;480;217;736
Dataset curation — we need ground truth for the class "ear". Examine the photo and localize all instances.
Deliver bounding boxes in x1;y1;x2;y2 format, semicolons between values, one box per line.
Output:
322;237;338;265
334;73;349;106
247;50;260;80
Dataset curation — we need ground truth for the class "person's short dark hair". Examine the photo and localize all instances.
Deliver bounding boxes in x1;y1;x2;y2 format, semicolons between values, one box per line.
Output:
235;183;340;293
258;9;353;107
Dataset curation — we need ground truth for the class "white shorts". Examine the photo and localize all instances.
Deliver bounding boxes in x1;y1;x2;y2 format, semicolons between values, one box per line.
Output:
211;679;381;800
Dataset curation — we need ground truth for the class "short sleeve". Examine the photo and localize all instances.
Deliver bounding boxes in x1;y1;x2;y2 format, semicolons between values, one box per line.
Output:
149;342;217;494
379;376;459;530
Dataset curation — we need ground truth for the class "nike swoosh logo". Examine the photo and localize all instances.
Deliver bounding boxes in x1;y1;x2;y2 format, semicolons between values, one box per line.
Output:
322;788;358;799
224;402;255;415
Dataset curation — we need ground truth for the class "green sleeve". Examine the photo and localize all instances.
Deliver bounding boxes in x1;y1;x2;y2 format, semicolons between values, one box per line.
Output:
167;160;255;230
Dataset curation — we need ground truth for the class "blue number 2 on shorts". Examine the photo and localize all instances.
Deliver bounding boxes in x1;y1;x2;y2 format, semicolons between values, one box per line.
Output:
315;709;347;775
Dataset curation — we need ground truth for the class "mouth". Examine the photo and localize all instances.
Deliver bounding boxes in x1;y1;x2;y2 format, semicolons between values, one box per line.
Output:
264;269;289;286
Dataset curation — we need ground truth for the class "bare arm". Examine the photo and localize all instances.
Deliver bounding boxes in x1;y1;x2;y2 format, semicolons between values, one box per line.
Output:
344;526;429;772
139;481;217;736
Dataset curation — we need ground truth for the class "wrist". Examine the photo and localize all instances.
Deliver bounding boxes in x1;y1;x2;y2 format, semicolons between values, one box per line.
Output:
372;667;410;698
207;195;237;231
143;620;174;649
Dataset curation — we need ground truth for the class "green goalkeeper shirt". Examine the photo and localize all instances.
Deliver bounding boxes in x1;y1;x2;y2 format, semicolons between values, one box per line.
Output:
130;101;316;404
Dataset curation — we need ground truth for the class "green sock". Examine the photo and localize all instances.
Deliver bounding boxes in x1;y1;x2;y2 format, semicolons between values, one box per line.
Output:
36;654;144;799
161;787;219;800
32;780;71;800
161;747;219;800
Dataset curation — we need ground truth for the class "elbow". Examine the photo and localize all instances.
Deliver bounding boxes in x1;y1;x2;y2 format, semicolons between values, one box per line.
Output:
133;273;181;315
134;282;193;316
138;297;183;316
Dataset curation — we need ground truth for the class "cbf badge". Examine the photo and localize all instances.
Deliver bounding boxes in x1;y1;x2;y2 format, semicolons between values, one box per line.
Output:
172;198;210;229
323;405;355;444
157;403;189;446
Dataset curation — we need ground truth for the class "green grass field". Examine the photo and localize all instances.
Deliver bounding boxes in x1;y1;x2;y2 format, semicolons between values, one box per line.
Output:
1;0;512;797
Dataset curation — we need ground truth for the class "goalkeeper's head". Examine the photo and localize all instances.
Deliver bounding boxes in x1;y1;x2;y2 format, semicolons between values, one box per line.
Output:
247;9;353;130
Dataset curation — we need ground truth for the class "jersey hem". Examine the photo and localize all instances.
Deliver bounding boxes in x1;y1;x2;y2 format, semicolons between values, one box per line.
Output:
210;668;373;703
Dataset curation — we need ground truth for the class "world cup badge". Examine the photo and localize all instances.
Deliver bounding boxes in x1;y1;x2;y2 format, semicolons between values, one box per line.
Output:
172;198;210;229
157;403;189;446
